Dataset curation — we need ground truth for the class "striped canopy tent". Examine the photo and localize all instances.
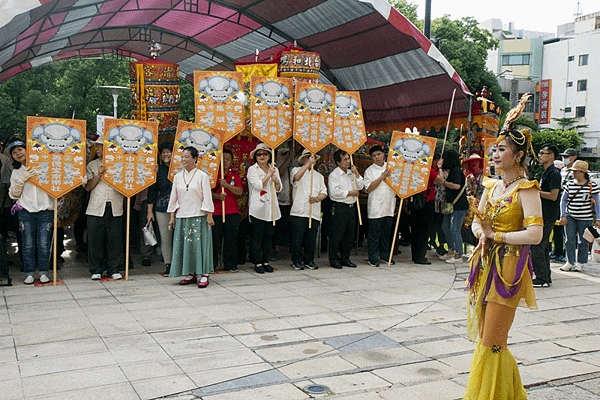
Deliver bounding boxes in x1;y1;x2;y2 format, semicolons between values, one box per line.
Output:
0;0;472;127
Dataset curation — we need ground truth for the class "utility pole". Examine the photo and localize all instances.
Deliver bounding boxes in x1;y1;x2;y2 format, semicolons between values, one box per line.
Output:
424;0;432;39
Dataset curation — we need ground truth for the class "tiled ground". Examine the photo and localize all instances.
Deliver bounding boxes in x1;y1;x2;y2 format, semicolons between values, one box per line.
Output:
1;238;600;400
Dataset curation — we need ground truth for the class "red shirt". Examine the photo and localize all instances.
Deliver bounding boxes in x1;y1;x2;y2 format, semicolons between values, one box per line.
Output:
212;170;242;215
425;168;438;202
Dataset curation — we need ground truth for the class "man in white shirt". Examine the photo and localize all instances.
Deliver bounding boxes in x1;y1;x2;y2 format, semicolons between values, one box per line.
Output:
290;150;327;270
364;145;396;267
328;149;364;269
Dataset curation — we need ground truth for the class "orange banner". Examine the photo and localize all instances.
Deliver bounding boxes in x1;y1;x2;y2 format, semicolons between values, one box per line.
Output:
333;91;366;154
169;121;223;189
384;131;437;199
194;71;244;142
26;117;87;198
250;76;294;149
292;82;335;154
102;119;158;197
483;137;496;176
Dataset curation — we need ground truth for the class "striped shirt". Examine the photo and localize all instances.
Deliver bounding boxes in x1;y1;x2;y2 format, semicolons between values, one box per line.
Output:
560;180;600;220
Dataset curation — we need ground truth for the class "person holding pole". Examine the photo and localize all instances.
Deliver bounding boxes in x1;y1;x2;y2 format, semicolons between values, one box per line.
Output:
211;149;243;272
167;147;215;288
147;141;174;275
247;143;281;274
8;141;54;284
328;149;364;269
290;149;327;270
85;137;124;281
364;145;396;267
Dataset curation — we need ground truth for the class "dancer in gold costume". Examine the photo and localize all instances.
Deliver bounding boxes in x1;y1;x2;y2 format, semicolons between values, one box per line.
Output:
465;94;543;399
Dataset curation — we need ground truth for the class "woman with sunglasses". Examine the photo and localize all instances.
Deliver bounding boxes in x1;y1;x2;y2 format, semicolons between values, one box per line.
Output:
247;143;281;273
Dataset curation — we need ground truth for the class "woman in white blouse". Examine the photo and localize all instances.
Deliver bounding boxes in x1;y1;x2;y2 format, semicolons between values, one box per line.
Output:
247;143;281;274
167;147;215;288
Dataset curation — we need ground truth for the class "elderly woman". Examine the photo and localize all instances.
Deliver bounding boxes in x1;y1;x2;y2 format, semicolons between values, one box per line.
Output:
8;140;54;284
247;143;281;274
168;146;214;288
147;142;174;275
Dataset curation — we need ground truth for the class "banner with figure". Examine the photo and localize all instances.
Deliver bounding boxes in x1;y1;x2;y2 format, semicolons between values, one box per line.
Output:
293;82;335;154
102;119;158;197
384;130;437;199
26;116;87;198
332;91;366;154
250;76;294;149
169;120;223;189
483;137;496;177
194;71;244;142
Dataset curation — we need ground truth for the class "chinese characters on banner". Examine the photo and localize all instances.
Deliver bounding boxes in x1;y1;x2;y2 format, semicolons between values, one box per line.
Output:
102;119;158;197
539;79;552;124
384;131;437;199
250;76;294;149
194;71;244;141
333;91;367;154
293;82;336;154
169;121;223;189
26;117;87;198
483;137;496;177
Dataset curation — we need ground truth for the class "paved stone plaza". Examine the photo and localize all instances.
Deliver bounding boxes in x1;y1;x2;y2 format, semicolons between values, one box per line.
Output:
1;241;600;400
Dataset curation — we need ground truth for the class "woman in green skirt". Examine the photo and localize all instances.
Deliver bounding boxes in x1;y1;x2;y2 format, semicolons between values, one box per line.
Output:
168;147;215;288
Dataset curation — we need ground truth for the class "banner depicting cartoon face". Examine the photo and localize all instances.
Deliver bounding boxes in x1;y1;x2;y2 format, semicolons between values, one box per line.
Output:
250;76;294;149
384;131;437;199
169;121;223;189
483;137;496;176
194;71;244;142
26;117;86;198
293;82;335;154
332;91;366;155
102;119;158;198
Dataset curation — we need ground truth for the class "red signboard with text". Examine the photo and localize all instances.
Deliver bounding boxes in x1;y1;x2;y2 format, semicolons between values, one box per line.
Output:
539;79;552;124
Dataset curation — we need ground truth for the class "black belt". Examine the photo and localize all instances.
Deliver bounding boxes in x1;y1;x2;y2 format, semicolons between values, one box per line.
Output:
334;201;354;208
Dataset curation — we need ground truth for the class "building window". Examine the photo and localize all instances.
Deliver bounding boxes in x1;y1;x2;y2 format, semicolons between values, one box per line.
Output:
568;55;575;62
567;81;573;87
577;79;587;91
579;54;589;66
501;54;530;66
576;106;586;117
564;107;572;113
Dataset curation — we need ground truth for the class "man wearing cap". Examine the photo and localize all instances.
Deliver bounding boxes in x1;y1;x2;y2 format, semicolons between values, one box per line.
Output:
531;144;561;287
289;150;327;270
553;148;578;263
364;145;396;267
560;148;577;183
328;149;364;269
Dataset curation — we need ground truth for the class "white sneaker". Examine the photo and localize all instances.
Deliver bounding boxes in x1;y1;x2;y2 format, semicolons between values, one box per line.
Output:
439;253;454;260
24;275;34;284
111;273;123;280
573;263;583;272
446;257;464;264
39;275;50;284
91;274;102;280
560;262;575;271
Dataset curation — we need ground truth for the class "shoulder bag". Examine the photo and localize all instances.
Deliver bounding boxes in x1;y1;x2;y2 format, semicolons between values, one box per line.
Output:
441;183;466;215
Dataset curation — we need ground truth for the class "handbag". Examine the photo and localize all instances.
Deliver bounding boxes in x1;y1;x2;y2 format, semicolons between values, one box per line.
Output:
407;184;433;212
142;221;158;246
441;183;467;215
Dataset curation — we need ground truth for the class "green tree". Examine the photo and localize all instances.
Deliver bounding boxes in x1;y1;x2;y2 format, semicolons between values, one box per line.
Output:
388;0;422;30
529;128;583;177
178;79;195;122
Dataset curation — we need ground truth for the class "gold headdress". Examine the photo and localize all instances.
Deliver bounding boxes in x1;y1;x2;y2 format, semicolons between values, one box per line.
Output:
496;93;537;161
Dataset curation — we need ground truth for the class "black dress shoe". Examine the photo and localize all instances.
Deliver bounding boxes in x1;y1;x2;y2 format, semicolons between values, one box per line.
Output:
263;264;274;273
254;265;265;274
330;263;342;269
341;261;357;268
414;259;431;265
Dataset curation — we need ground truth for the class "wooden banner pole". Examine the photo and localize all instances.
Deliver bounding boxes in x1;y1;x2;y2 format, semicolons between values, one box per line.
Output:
309;162;314;229
441;88;457;156
221;151;226;223
350;156;362;225
388;198;404;266
53;198;58;285
271;148;276;226
125;197;130;280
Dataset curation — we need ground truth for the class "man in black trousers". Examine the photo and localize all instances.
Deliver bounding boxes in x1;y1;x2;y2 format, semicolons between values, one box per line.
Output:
328;150;364;269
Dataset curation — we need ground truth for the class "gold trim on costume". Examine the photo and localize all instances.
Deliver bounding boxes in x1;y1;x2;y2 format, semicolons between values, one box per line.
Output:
494;232;503;243
523;216;543;227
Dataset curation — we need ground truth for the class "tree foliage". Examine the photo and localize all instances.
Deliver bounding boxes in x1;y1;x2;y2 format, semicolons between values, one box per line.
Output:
529;128;583;177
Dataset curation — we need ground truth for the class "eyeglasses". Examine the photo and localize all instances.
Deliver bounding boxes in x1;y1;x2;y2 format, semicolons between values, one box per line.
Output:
538;151;552;155
256;152;270;157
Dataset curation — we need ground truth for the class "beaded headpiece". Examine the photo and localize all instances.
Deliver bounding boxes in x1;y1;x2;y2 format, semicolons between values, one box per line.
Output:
496;93;537;162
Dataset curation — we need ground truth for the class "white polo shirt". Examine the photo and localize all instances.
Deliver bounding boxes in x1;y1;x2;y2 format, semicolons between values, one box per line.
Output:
290;166;327;221
364;162;396;219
